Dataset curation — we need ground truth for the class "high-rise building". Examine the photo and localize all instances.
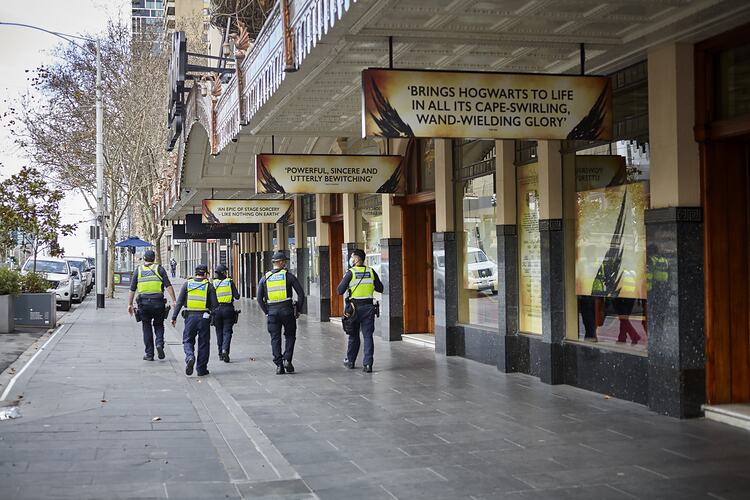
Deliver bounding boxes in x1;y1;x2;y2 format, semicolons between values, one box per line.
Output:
131;0;165;38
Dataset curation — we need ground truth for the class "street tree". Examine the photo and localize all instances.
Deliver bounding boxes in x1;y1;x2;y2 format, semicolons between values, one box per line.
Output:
0;166;76;271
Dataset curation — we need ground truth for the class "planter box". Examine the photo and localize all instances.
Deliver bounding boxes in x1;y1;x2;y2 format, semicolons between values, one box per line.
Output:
14;293;56;328
0;295;14;333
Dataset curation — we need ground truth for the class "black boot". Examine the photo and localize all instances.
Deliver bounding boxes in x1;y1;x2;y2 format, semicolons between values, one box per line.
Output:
276;364;285;375
156;346;165;360
222;351;230;363
363;365;372;373
283;360;294;373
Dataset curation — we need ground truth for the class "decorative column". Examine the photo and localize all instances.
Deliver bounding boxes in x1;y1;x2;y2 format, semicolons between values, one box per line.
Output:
315;194;331;321
294;196;308;314
494;140;520;372
261;223;273;273
433;139;461;355
342;193;358;271
537;140;565;384
646;42;704;418
379;194;403;341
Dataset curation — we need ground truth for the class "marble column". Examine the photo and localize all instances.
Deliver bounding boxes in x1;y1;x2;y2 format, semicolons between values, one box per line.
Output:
378;238;403;341
537;140;565;385
645;43;704;418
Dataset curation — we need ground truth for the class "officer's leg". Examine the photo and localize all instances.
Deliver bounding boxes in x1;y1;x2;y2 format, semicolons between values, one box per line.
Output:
196;317;211;374
140;307;155;359
267;311;283;366
282;308;296;364
222;308;234;355
183;315;197;363
346;313;362;365
360;304;376;368
152;306;166;357
214;312;224;358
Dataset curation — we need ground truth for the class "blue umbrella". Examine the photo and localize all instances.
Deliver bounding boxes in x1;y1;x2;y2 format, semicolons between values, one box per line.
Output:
115;236;153;248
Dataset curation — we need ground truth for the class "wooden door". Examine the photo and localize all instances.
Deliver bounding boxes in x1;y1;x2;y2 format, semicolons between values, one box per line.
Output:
329;221;344;317
402;203;436;334
704;139;750;404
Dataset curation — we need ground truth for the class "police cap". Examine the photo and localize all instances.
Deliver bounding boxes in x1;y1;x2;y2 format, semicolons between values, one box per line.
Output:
195;264;208;275
144;250;156;262
271;251;288;262
351;249;366;261
215;264;228;274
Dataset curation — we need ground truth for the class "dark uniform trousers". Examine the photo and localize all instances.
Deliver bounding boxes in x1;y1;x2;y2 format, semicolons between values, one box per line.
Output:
214;304;235;354
183;312;211;373
139;298;166;357
346;301;376;366
267;303;296;366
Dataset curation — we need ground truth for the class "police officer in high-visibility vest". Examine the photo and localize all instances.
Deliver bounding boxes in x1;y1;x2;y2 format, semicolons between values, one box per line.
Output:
257;251;306;374
213;264;240;362
337;249;384;373
170;264;219;376
127;250;176;361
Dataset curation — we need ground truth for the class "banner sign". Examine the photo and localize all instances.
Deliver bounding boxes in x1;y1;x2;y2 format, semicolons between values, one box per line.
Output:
256;154;405;194
575;155;627;191
517;162;542;334
173;223;231;241
575;182;649;300
202;199;293;224
184;214;258;237
362;68;612;141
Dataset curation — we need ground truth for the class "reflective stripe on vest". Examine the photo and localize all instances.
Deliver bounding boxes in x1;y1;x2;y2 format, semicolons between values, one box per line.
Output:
349;267;375;299
187;279;209;310
213;278;233;303
137;265;163;294
265;270;290;304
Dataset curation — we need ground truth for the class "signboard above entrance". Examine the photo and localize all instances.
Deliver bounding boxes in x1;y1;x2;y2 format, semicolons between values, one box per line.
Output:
255;154;405;194
202;199;293;224
362;68;613;141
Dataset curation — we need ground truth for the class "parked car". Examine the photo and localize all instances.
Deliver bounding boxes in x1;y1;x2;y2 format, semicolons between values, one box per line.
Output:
21;257;74;311
433;247;498;296
66;257;93;294
85;257;96;285
70;268;85;303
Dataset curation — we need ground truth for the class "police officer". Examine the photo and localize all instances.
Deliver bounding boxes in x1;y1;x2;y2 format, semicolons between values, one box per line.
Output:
337;249;383;372
170;264;218;376
257;251;305;374
127;250;176;361
213;264;240;362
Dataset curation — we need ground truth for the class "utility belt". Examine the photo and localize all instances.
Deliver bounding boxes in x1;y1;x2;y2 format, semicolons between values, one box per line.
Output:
137;295;166;306
181;309;209;319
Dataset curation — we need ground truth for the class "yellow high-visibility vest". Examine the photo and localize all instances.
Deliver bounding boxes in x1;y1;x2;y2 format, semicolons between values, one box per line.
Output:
187;278;209;310
137;265;163;294
213;278;233;304
265;270;291;304
349;266;375;299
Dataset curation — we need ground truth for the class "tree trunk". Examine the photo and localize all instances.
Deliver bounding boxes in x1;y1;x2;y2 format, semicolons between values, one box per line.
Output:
106;235;116;298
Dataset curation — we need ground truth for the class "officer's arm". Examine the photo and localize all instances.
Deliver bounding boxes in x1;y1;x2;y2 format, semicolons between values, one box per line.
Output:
257;278;269;314
208;284;219;310
159;266;176;303
127;271;138;313
336;270;353;296
289;273;306;310
172;284;187;320
231;280;240;300
373;270;384;293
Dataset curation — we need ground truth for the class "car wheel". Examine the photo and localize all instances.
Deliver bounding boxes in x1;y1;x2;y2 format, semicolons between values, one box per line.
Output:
60;301;71;311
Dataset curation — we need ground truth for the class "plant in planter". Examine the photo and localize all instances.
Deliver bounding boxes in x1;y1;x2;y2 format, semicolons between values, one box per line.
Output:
20;272;51;293
0;268;21;333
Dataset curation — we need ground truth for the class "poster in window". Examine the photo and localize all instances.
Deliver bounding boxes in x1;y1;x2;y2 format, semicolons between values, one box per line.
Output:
517;163;542;334
575;182;649;300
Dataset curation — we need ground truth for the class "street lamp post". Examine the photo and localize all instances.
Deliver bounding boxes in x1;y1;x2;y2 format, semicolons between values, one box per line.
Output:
0;22;106;308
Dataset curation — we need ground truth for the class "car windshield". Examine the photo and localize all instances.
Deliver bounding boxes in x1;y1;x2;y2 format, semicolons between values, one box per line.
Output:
467;250;488;264
23;260;68;274
67;260;86;272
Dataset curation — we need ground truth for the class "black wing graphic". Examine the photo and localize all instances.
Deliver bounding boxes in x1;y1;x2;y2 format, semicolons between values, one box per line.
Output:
591;188;627;297
369;78;414;137
567;84;610;141
257;158;285;194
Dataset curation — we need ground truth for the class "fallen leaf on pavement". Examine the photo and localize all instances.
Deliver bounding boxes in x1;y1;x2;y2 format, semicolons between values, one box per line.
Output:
151;417;161;422
101;400;107;403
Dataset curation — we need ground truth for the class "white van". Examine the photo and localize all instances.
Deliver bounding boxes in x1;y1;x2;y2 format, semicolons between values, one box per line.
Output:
22;257;75;311
433;247;498;294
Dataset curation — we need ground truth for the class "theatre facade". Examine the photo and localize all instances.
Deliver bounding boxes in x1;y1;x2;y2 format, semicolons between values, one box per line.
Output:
158;0;750;419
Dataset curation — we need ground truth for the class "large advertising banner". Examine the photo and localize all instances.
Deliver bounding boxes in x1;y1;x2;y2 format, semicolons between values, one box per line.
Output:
362;68;612;141
575;155;627;191
517;162;542;334
202;199;293;224
256;154;405;194
575;182;649;300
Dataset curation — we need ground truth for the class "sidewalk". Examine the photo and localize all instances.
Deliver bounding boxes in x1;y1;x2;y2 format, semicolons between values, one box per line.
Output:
0;292;749;499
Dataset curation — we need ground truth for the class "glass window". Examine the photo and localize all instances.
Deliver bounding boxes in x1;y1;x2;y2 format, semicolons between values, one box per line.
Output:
23;259;68;274
420;139;436;191
355;194;383;282
455;139;499;329
288;223;296;272
715;43;750;120
517;162;542;334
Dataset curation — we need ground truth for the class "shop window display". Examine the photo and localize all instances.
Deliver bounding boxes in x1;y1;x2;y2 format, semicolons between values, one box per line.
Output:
355;194;383;298
302;195;317;293
564;141;650;353
454;140;499;329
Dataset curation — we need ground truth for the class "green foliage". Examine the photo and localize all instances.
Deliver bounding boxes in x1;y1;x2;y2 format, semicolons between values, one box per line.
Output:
0;268;21;296
20;272;51;294
0;166;77;259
